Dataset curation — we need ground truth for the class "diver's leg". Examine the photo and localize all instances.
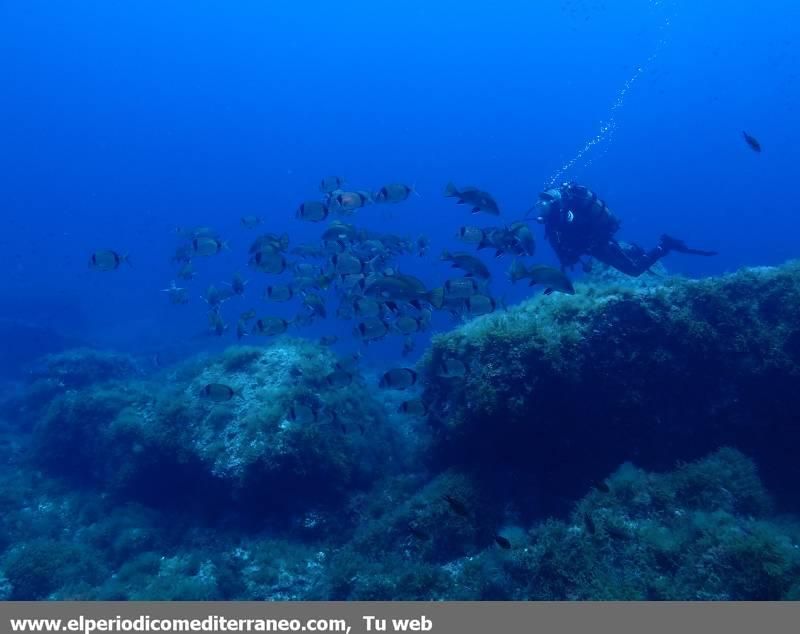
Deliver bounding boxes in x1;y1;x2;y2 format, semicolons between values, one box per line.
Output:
591;240;665;277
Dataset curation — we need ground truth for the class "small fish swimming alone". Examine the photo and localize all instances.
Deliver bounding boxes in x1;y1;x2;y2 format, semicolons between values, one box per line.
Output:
442;494;470;518
199;383;236;402
742;131;761;153
494;534;512;549
89;250;129;271
379;368;418;390
444;182;500;215
240;215;263;229
374;183;414;203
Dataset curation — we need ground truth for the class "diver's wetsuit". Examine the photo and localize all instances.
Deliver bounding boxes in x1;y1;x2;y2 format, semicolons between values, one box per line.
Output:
535;183;715;277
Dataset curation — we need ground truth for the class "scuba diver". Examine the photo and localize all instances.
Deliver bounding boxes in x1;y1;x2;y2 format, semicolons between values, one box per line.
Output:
533;182;717;276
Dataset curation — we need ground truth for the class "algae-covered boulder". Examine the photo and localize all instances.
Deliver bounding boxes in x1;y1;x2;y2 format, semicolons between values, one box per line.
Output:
423;262;800;511
450;449;800;600
30;339;397;515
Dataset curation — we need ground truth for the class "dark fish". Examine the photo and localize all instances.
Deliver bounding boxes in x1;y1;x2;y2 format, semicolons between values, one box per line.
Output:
442;494;469;518
302;293;327;319
171;244;193;264
200;383;236;402
192;237;228;256
393;315;426;335
161;281;189;305
287;403;319;424
594;480;611;493
320;176;345;193
742;131;761;152
334;191;371;212
252;317;290;336
444;182;500;215
177;262;196;280
437;358;467;378
229;273;247;296
332;252;365;276
249;250;287;274
265;285;294;302
527;266;575;295
353;318;390;341
444;277;481;298
89;250;130;271
326;370;353;388
296;201;329;222
208;311;228;336
176;226;217;240
462;294;498;316
249;233;289;254
375;183;414;203
379;368;417;390
456;225;486;244
202;284;230;309
440;251;491;279
398;398;427;416
494;534;512;549
508;222;536;256
508;259;532;284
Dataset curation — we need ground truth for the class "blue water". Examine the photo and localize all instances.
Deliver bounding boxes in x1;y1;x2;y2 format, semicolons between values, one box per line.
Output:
2;0;796;361
1;0;800;600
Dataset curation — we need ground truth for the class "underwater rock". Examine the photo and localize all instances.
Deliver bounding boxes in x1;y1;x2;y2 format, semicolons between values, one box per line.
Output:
449;448;800;600
29;339;397;516
32;347;140;389
0;571;10;601
423;261;800;512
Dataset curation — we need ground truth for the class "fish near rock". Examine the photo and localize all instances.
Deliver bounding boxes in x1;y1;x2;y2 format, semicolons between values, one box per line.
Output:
527;265;575;295
379;368;418;390
199;383;237;402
